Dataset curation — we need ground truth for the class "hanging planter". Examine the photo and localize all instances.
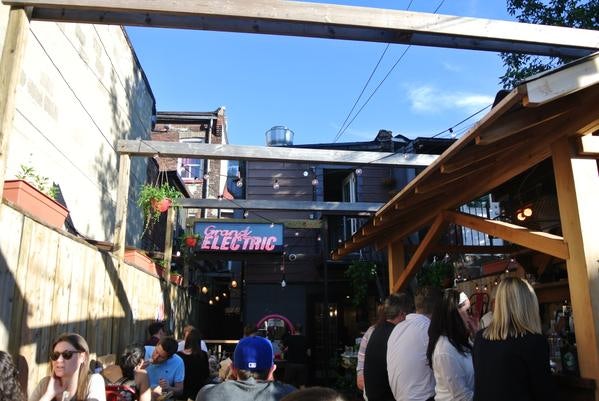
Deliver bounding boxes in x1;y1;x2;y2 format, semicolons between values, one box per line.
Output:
137;182;181;234
151;198;172;213
180;232;201;249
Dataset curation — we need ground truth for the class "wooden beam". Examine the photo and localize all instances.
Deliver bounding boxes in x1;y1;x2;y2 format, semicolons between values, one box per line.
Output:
188;218;322;229
551;136;599;391
387;240;405;294
578;134;599;156
117;139;437;167
113;154;130;260
443;210;569;260
8;0;599;56
0;7;29;200
178;198;382;214
391;214;446;293
164;207;175;283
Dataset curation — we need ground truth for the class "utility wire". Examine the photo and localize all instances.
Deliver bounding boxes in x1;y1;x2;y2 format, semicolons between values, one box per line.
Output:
431;104;491;138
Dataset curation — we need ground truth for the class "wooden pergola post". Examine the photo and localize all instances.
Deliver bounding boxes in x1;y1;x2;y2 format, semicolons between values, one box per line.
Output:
113;153;131;260
0;7;30;199
551;136;599;393
387;240;405;294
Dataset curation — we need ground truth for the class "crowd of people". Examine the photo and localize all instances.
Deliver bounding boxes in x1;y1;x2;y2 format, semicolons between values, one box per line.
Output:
0;277;552;401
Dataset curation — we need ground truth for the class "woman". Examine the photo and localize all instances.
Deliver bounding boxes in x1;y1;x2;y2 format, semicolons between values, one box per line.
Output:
426;289;474;401
102;344;150;401
473;277;553;401
176;329;209;400
0;350;25;401
30;333;105;401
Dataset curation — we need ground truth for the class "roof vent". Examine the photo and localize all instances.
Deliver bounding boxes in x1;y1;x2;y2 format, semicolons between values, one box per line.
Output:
266;126;294;147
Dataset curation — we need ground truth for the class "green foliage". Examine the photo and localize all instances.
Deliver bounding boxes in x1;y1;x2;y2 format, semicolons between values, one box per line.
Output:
500;0;599;88
416;259;454;288
137;182;181;232
16;165;58;199
345;261;376;307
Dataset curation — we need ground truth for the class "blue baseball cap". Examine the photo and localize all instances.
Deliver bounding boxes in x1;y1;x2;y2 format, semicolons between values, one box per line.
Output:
233;336;274;371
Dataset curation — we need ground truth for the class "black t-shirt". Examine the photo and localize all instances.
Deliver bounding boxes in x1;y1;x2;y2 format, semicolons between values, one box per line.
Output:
364;321;396;401
284;334;307;364
473;331;554;401
176;351;209;401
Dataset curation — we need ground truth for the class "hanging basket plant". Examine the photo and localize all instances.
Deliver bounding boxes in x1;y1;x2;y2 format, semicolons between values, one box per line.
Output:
180;232;201;249
138;182;181;233
416;257;455;289
345;261;376;307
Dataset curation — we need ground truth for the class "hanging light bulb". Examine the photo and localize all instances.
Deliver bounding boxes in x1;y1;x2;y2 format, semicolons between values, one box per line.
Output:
281;278;286;288
355;168;363;176
209;299;213;305
317;235;321;242
236;178;244;188
231;279;238;288
516;211;525;221
270;222;275;228
273;179;280;190
201;286;208;294
215;295;220;302
294;231;299;237
222;292;227;297
243;211;249;218
523;207;533;217
311;177;319;186
302;170;309;177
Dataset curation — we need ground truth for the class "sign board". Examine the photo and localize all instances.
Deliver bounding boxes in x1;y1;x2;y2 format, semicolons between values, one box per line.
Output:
194;222;284;253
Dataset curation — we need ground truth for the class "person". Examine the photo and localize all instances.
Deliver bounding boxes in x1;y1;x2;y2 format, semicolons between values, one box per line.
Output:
472;277;553;401
102;344;151;401
144;338;185;400
387;286;441;401
242;324;258;337
177;326;207;353
280;386;346;401
426;289;474;401
195;336;295;401
29;333;106;401
356;305;384;399
364;293;413;401
176;329;209;401
282;323;309;388
0;350;24;401
145;322;166;347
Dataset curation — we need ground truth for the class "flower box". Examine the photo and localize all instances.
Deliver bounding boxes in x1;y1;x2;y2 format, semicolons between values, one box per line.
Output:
170;273;183;286
124;247;159;276
2;179;68;230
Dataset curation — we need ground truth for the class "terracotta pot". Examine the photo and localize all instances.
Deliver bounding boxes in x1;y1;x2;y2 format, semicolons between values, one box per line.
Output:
2;179;68;230
124;248;158;275
185;237;197;247
151;198;172;212
170;273;183;285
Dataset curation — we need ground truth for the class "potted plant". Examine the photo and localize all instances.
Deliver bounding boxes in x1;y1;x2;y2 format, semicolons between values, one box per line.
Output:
2;165;68;230
137;182;181;232
345;261;376;307
180;232;201;249
169;268;183;286
416;257;455;288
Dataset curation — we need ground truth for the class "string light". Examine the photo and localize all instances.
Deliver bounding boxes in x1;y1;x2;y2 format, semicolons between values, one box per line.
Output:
236;178;243;188
302;170;309;177
355;168;362;176
311;177;319;186
243;211;249;218
215;295;220;301
201;286;208;294
209;299;213;305
231;279;238;288
273;179;280;190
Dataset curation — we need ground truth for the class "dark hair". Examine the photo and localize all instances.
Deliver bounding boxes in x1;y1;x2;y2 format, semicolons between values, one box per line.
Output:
415;286;442;316
118;344;145;380
235;369;270;381
148;322;165;336
184;329;202;356
426;289;472;368
281;387;347;401
0;351;24;401
381;292;414;322
243;324;257;337
158;337;179;357
294;323;303;333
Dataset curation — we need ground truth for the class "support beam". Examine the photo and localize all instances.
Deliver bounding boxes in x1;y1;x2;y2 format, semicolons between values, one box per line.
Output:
113;154;131;260
551;137;599;392
164;207;175;282
387;240;405;294
443;210;569;260
7;0;599;56
0;7;29;200
578;134;599;156
117;140;436;167
391;214;446;293
178;198;382;214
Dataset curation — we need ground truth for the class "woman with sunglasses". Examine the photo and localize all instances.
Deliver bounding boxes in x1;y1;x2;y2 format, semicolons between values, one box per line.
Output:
30;333;106;401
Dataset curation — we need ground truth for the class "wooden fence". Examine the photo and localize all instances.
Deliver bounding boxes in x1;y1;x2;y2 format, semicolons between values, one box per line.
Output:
0;202;200;395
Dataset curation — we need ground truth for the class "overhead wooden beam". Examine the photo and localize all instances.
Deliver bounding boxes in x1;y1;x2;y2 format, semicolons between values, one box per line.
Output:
578;134;599;156
7;0;599;56
443;210;569;260
391;214;446;293
117;139;436;167
177;198;382;214
188;218;322;229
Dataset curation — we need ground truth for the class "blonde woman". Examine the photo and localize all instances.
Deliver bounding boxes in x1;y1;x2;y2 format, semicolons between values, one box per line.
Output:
472;277;553;401
30;333;106;401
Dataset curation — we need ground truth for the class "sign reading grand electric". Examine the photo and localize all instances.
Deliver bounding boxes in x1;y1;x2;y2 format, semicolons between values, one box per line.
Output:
194;222;284;253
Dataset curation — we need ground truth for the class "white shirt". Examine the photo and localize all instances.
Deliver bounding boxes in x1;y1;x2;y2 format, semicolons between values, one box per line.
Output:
387;313;435;401
432;335;474;401
177;339;208;352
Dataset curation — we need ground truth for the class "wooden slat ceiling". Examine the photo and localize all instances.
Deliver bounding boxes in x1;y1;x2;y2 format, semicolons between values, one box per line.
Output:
332;53;599;260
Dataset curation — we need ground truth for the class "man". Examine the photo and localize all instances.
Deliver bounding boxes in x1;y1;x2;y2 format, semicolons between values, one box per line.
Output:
364;292;414;401
282;323;309;388
177;324;208;352
145;337;185;399
145;321;166;346
386;286;442;401
196;336;295;401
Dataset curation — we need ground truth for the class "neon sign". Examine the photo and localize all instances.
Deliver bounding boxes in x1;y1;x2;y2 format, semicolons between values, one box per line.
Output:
194;222;284;253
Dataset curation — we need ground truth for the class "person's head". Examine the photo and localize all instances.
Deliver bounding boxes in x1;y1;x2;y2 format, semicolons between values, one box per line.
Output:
382;292;414;325
148;322;166;339
243;324;257;337
118;344;145;380
232;336;275;381
414;286;442;316
484;277;541;340
50;333;90;400
184;329;202;355
151;337;178;364
426;289;472;367
280;386;347;401
0;351;24;401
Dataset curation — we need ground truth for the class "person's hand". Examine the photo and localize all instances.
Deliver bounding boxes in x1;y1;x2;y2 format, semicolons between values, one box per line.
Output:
140;360;151;369
356;373;365;391
41;375;67;401
158;379;169;390
151;385;162;399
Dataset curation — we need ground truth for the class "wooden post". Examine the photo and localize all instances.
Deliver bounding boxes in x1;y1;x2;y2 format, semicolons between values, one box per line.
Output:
164;206;175;281
0;7;29;199
113;154;131;259
551;137;599;392
387;240;405;294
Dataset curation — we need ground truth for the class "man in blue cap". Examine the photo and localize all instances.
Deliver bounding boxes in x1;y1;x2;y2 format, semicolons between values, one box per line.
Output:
196;336;295;401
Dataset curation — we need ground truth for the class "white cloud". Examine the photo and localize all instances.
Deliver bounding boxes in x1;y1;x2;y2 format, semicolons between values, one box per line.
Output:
406;84;493;114
442;62;462;72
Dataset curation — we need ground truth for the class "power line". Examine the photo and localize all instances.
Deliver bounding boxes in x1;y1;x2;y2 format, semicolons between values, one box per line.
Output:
431;104;491;138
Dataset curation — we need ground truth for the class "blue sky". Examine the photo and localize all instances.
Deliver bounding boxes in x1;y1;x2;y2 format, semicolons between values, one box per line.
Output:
126;0;513;146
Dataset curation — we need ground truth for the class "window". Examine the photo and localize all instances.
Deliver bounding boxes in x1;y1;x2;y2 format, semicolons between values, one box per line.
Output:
342;172;357;239
178;138;204;181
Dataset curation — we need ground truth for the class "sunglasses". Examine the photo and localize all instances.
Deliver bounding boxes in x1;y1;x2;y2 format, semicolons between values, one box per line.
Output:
50;350;82;361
